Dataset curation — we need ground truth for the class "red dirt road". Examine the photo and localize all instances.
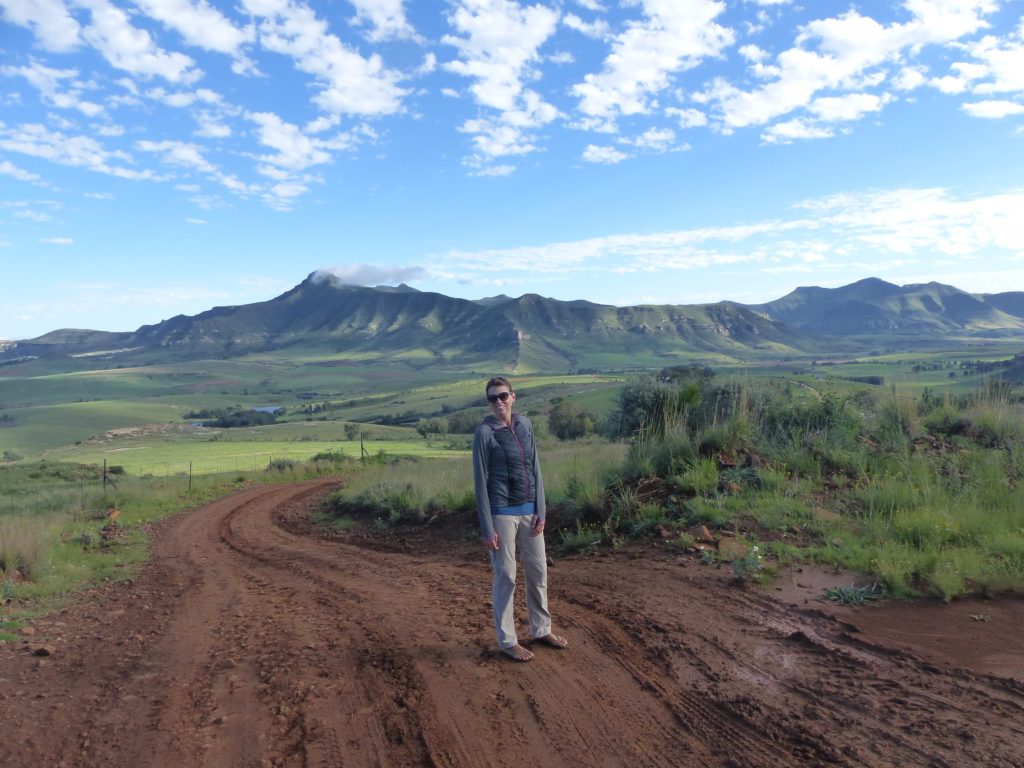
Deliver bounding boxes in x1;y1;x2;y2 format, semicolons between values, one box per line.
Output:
3;478;1024;767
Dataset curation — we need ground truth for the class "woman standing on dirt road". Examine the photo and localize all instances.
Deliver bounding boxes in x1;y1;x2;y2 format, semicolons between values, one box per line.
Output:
472;376;569;662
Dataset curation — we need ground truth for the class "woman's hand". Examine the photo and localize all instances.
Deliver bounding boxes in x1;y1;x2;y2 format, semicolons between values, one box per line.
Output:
482;533;500;550
531;515;545;536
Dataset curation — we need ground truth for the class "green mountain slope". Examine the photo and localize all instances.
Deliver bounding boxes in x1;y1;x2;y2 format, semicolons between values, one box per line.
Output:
5;275;1024;373
748;278;1024;336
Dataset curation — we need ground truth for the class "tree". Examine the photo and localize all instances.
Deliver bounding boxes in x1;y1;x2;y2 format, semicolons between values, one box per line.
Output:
447;409;484;434
547;401;595;440
416;417;449;439
344;423;359;441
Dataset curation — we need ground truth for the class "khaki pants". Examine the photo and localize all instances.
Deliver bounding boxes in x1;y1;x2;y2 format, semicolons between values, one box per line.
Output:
489;514;551;648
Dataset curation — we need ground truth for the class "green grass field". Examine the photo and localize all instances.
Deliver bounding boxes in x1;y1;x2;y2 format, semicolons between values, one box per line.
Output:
47;437;466;476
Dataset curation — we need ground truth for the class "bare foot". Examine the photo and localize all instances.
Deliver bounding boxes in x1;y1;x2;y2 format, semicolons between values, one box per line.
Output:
532;633;568;649
500;644;534;662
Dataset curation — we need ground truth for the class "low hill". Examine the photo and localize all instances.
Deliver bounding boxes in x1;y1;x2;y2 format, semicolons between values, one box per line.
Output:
746;278;1024;337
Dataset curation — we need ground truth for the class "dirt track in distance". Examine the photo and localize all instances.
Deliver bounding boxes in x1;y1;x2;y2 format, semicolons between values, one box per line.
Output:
2;478;1024;767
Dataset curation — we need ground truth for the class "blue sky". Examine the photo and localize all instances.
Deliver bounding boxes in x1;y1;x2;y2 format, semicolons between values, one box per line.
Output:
2;0;1023;340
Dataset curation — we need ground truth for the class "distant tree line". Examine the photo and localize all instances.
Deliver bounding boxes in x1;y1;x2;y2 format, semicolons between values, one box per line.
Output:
185;407;279;428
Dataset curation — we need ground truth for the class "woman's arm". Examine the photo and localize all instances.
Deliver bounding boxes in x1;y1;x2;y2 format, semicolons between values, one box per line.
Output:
472;426;497;542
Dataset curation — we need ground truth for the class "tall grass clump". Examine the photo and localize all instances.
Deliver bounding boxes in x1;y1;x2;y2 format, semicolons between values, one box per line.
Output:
0;515;51;581
327;455;475;525
605;368;1024;599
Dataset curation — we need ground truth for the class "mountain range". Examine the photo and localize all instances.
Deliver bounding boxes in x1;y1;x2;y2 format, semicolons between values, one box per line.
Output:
4;274;1024;372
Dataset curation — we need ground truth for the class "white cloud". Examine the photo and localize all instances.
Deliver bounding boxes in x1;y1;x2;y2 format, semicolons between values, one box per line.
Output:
739;44;768;63
471;163;515;177
0;122;158;179
930;62;988;94
248;111;346;171
0;0;81;52
349;0;420;42
313;264;426;286
145;86;222;108
15;207;53;221
762;118;834;143
132;0;257;73
893;65;927;91
245;0;407;117
701;2;997;133
572;0;734;131
437;187;1024;287
78;0;203;83
0;159;42;182
961;99;1024;118
185;217;206;224
625;126;676;152
95;123;125;136
2;61;104;116
808;92;892;122
968;33;1024;95
194;111;232;138
41;236;73;244
563;13;608;40
582;143;627;163
444;0;560;172
135;139;217;173
666;106;708;129
444;0;559;112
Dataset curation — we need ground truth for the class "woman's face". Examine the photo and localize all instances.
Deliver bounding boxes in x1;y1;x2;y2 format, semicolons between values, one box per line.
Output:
486;385;515;421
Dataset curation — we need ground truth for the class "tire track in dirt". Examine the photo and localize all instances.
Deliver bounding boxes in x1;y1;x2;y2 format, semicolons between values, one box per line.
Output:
2;479;1024;767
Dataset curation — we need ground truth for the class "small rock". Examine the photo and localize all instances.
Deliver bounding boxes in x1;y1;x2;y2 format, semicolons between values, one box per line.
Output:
687;524;715;544
19;627;36;637
31;644;56;657
717;539;747;562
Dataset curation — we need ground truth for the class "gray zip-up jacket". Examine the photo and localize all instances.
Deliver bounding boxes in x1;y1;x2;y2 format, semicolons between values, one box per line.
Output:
472;413;546;541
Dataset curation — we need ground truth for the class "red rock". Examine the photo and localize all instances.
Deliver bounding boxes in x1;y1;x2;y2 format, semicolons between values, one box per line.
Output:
717;539;748;562
687;524;715;544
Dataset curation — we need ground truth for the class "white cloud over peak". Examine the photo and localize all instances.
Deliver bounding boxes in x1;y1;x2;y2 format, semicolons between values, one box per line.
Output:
314;264;426;286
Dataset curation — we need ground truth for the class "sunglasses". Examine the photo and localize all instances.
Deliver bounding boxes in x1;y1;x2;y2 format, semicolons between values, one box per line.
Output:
487;391;512;403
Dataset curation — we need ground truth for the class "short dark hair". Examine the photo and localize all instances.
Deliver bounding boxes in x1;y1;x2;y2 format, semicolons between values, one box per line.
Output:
485;376;512;395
